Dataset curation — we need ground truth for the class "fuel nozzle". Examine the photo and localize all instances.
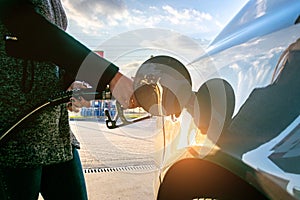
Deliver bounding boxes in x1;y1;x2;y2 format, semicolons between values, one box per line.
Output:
133;55;193;117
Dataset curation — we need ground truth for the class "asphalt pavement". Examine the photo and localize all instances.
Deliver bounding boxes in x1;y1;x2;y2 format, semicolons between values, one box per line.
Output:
70;119;160;199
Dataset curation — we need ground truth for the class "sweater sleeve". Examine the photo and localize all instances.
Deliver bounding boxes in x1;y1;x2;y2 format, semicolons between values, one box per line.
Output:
1;1;119;91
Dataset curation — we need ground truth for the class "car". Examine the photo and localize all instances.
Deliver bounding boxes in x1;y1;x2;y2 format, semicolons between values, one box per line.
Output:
145;0;300;199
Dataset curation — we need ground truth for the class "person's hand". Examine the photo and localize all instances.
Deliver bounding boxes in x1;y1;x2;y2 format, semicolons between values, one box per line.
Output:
66;81;91;112
109;72;139;109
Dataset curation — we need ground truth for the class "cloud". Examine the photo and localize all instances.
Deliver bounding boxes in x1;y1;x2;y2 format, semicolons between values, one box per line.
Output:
62;0;126;18
61;1;222;48
62;0;127;34
162;5;212;25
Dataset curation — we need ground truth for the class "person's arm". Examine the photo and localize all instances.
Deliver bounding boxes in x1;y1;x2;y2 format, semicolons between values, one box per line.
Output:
1;1;118;92
1;1;138;109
